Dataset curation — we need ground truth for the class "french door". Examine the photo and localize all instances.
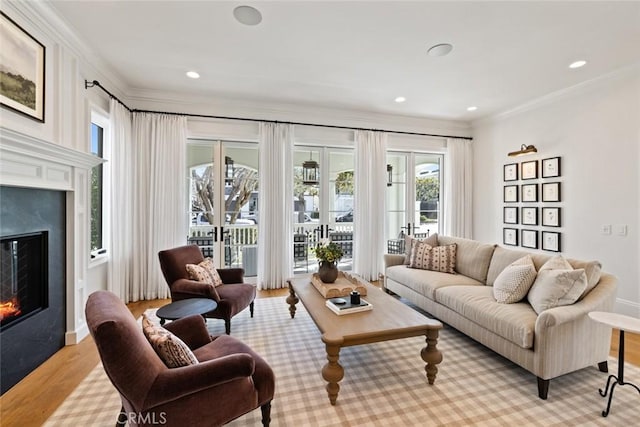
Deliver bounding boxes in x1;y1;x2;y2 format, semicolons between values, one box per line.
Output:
187;140;259;278
386;152;443;254
293;146;354;275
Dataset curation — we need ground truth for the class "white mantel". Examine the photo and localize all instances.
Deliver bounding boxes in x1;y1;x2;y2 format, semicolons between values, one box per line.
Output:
0;127;103;344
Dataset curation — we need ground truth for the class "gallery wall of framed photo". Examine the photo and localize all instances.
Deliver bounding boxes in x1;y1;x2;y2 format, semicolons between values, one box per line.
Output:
503;156;562;252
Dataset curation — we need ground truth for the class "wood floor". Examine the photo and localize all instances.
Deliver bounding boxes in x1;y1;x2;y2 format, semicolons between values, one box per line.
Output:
1;288;638;427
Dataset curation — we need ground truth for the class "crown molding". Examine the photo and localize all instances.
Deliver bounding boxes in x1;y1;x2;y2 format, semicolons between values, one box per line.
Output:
474;62;640;127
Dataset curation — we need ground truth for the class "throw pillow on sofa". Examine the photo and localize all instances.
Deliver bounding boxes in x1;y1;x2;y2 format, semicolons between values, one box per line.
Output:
403;233;438;265
493;255;537;303
527;256;588;314
409;241;456;274
142;314;199;368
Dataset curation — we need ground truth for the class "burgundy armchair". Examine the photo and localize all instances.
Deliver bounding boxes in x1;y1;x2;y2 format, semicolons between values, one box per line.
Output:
158;244;256;334
86;290;274;427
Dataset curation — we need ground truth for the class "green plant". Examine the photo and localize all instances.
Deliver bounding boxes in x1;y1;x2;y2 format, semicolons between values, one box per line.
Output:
312;241;344;264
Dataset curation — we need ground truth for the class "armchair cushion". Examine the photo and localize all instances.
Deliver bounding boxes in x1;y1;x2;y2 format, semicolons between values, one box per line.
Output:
163;314;213;350
142;314;199;368
186;258;223;287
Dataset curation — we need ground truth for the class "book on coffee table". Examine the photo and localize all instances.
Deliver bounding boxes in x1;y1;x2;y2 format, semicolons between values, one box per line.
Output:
325;297;372;315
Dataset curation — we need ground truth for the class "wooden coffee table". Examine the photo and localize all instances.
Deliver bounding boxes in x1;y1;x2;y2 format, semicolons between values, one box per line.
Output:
287;276;443;405
156;298;217;325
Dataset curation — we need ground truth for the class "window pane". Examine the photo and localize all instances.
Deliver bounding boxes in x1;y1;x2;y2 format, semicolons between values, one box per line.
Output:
90;123;104;252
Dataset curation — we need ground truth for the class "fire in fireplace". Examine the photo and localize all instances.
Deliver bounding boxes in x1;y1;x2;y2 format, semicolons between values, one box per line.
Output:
0;232;48;330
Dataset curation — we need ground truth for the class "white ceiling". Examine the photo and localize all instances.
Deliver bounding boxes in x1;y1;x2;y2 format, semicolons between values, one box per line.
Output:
47;1;640;121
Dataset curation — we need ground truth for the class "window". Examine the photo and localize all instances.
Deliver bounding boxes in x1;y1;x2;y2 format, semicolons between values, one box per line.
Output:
90;110;109;259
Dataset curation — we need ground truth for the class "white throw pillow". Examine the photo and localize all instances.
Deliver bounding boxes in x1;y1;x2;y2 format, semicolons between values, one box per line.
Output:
493;255;537;304
527;256;588;314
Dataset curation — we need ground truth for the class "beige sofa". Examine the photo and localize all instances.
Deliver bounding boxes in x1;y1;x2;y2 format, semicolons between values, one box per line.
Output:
384;235;617;399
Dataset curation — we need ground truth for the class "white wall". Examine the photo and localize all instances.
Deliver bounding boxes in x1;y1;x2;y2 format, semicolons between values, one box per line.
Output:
472;68;640;316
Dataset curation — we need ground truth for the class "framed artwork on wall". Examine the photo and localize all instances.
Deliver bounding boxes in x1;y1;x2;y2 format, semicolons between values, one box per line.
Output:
521;229;538;249
504;207;518;224
542;231;561;252
503;228;518;246
542;207;561;227
521;184;538;202
0;12;45;122
504;163;518;182
542;157;561;178
504;185;518;203
521;160;538;180
521;207;538;225
542;182;561;202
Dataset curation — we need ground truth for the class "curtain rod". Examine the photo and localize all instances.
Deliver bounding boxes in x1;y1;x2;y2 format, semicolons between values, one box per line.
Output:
84;80;473;141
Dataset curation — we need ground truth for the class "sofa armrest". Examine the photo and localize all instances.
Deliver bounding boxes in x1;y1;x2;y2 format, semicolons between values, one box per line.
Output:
217;268;245;284
536;274;617;328
163;314;212;350
532;273;617;379
384;254;405;269
171;279;220;301
145;353;256;408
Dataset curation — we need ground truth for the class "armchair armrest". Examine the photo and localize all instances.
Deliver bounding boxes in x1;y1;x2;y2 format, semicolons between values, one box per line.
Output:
171;278;220;301
218;268;245;284
145;353;256;409
163;315;212;350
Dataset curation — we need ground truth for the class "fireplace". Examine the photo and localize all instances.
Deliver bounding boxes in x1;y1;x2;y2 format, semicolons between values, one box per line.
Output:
0;231;48;330
0;186;66;395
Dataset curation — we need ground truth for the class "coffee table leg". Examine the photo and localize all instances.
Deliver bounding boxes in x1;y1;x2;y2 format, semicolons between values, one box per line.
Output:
322;341;344;405
421;328;443;385
286;281;299;319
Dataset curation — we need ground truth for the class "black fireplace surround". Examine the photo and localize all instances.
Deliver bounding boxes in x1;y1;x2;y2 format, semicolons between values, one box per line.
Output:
0;186;66;394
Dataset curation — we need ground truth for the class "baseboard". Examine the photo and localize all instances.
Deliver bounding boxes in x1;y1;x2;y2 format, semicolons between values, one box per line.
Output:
615;298;640;318
65;324;89;345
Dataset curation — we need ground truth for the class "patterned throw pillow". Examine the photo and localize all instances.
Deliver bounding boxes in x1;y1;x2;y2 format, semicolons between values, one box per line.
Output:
186;258;223;287
493;255;537;304
403;233;438;265
142;314;199;368
409;241;456;274
528;256;587;314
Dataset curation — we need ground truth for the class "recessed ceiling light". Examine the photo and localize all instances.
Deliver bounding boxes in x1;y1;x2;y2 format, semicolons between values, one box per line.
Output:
467;106;477;112
569;60;587;69
186;71;200;79
234;5;262;26
395;96;406;103
427;43;453;57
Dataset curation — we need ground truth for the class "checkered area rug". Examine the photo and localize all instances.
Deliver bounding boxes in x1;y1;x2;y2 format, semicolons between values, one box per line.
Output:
45;297;640;426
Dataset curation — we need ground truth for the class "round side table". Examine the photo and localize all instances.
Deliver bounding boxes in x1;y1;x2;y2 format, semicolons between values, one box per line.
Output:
156;298;217;325
588;311;640;417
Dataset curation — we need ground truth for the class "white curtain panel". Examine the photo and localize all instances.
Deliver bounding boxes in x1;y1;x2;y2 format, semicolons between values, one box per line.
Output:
257;122;293;289
353;130;388;281
108;99;133;300
109;109;187;303
443;138;473;238
130;112;188;301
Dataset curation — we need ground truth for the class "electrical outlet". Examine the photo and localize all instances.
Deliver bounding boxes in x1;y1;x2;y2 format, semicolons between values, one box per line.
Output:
615;225;627;236
601;225;611;235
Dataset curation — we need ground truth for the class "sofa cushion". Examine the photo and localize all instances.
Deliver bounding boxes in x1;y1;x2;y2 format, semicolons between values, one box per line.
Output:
437;236;496;283
386;265;483;300
528;256;588;314
404;233;438;265
408;242;456;274
142;314;199;368
486;246;551;286
569;259;602;298
493;255;537;303
436;285;537;349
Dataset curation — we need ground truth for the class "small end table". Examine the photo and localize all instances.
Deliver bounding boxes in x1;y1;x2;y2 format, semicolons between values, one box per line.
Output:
588;311;640;417
156;298;217;325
